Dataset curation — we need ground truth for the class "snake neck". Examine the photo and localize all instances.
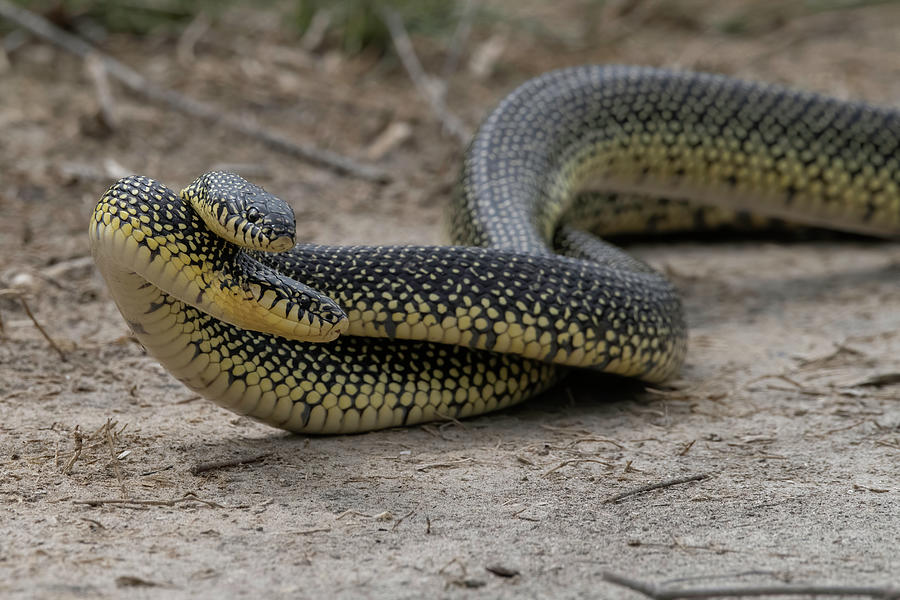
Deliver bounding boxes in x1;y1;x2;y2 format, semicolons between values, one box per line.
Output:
253;243;687;382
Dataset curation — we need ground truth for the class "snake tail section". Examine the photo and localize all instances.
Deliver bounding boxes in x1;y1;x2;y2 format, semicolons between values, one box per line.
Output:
453;65;900;250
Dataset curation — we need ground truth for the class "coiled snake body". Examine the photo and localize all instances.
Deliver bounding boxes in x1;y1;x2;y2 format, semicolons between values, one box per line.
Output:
90;66;900;434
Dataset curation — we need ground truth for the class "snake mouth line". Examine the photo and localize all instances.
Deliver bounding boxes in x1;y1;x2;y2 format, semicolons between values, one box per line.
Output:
263;235;296;253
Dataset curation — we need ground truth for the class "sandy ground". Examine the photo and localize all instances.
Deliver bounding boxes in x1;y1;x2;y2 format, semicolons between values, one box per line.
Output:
1;1;899;598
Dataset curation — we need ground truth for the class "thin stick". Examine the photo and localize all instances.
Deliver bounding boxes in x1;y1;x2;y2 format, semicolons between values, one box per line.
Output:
0;0;389;182
379;6;472;145
603;473;708;504
335;509;378;520
391;508;417;531
293;526;331;535
18;296;67;362
602;571;900;600
104;419;128;499
190;451;272;475
416;457;475;471
140;465;173;477
63;426;84;474
74;492;223;508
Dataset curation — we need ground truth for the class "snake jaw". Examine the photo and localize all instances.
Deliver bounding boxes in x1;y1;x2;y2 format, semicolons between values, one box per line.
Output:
185;239;349;343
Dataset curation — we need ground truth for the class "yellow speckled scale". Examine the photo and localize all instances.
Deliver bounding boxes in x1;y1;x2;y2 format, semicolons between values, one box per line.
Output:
91;65;900;434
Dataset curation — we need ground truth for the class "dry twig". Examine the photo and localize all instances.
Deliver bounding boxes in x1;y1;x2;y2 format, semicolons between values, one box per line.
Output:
293;526;332;535
335;509;394;521
17;295;67;362
104;418;128;499
378;6;472;145
391;508;417;531
63;426;84;474
190;451;273;475
602;571;900;600
565;436;625;449
603;473;708;504
74;492;223;509
416;457;475;471
511;507;540;522
0;0;389;182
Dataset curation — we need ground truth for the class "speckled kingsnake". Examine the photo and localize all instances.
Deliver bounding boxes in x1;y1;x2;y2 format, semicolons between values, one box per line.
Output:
90;65;900;434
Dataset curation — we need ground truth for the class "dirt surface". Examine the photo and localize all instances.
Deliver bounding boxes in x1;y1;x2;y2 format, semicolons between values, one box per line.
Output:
2;2;899;598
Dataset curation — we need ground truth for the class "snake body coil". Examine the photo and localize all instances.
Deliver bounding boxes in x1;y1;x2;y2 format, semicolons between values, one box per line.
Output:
90;66;900;434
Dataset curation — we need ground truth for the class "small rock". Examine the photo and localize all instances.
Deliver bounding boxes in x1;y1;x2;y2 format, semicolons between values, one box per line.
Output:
9;271;39;293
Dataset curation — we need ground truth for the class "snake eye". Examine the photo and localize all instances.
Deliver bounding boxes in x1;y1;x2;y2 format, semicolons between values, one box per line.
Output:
246;207;261;223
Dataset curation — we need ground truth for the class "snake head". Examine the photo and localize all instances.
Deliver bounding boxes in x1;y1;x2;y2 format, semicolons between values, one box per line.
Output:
181;171;296;252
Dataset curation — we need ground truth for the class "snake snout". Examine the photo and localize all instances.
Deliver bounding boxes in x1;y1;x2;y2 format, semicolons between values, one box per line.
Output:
311;309;350;342
266;234;296;252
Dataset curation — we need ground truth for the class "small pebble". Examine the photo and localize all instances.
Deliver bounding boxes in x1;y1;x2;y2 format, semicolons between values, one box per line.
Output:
9;271;39;292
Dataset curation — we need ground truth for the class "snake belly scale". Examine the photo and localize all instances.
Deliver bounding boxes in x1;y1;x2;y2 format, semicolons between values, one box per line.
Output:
90;65;900;434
